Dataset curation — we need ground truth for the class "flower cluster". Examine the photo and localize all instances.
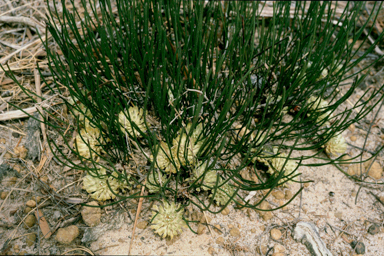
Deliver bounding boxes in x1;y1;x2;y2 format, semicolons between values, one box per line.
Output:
146;170;167;194
83;167;123;201
153;123;204;174
191;161;217;191
151;201;185;240
324;133;347;156
75;119;102;160
211;180;236;206
118;106;146;138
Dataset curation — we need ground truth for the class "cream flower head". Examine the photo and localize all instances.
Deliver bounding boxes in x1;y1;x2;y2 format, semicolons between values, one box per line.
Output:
307;96;333;124
173;123;204;166
153;141;180;174
191;161;217;191
324;133;347;156
118;106;146;138
75;124;102;160
146;170;166;194
211;179;235;206
83;167;121;201
151;201;185;240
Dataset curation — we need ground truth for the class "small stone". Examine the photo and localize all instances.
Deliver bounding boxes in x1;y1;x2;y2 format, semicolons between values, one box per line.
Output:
349;124;355;133
24;207;32;214
350;136;357;141
367;162;382;180
262;212;273;221
348;164;364;176
24;215;36;228
350;241;365;254
257;245;268;255
228;224;234;229
26;200;36;208
14;146;28;159
230;227;241;237
19;251;27;255
272;253;285;256
4;152;12;159
271;191;285;200
368;224;380;235
216;237;225;245
197;224;206;235
335;212;343;219
26;233;36;246
207;247;215;255
270;228;282;240
200;215;211;224
251;228;256;233
0;138;5;143
55;225;79;244
340;155;352;167
274;244;285;253
285;190;293;200
221;207;230;215
81;201;101;227
191;211;203;221
303;182;310;188
137;221;148;229
213;224;221;234
1;191;8;199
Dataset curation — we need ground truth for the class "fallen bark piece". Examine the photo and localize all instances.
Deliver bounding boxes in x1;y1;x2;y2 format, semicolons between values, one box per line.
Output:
35;210;52;239
294;221;333;256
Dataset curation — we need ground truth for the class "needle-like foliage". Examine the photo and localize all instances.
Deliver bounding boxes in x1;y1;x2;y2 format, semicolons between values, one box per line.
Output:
3;1;384;225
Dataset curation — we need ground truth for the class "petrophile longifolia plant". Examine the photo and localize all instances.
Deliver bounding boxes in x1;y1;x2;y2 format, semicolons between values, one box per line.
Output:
4;1;384;239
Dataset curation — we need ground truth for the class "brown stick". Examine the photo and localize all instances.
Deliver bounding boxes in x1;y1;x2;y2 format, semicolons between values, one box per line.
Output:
128;180;147;255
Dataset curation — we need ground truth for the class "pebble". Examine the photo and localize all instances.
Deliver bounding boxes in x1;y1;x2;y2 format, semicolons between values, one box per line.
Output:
367;162;382;180
335;212;343;219
272;253;285;256
197;224;206;235
274;244;285;253
270;228;282;240
24;207;32;214
349;124;355;133
191;211;203;221
26;233;36;246
216;237;225;245
285;190;293;200
221;207;230;215
367;224;380;235
200;215;211;224
81;201;101;227
351;241;365;254
137;221;148;229
340;155;352;167
26;200;36;208
24;215;36;228
229;227;240;237
272;191;285;200
213;224;221;234
251;228;256;233
1;191;8;199
350;136;357;141
348;164;364;176
55;225;79;244
0;138;5;143
207;247;215;255
257;245;268;255
14;146;28;159
228;224;234;229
